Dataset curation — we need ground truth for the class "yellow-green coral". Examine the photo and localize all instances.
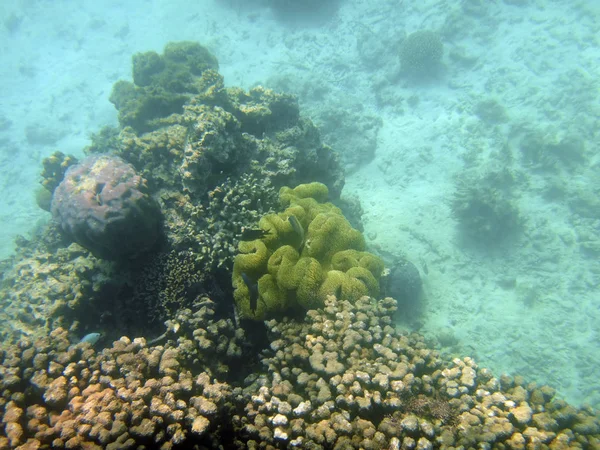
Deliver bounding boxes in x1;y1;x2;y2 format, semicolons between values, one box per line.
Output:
232;182;384;320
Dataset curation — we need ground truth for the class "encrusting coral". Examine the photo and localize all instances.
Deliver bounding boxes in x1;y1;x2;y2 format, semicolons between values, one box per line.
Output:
232;182;384;319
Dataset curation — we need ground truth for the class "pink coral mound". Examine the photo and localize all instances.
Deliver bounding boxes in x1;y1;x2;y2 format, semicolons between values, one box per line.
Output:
51;154;161;260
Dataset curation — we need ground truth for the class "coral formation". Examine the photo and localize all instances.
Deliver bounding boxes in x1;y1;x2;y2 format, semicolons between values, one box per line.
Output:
0;244;113;344
51;154;162;260
92;40;344;269
40;151;78;194
131;250;214;323
452;169;523;242
1;41;346;349
0;298;242;449
400;30;444;76
110;41;219;133
2;295;598;449
232;182;384;320
3;39;599;450
235;295;600;448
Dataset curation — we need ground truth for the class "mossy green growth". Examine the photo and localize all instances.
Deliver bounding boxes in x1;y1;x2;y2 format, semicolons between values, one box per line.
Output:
109;41;219;133
233;182;384;320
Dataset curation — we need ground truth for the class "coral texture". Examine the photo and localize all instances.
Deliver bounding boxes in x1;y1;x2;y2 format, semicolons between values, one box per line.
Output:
1;296;599;448
234;295;600;449
232;182;384;320
400;30;444;75
40;151;78;194
0;244;114;344
0;298;242;449
110;41;219;133
87;40;344;276
2;42;348;348
51;155;161;260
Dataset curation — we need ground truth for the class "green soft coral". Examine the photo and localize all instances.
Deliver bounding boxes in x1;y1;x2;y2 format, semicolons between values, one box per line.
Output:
305;212;365;262
232;182;384;320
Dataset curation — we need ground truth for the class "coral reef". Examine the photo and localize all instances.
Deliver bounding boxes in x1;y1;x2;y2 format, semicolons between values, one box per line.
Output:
40;151;78;194
235;295;600;448
91;40;344;269
158;173;279;272
131;250;218;323
0;41;346;349
0;298;242;449
51;155;162;261
232;182;384;320
110;41;219;133
0;244;114;345
4;39;598;449
1;294;599;448
400;30;444;76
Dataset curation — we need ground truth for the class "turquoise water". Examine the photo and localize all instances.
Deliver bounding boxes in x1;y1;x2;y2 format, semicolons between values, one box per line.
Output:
0;0;599;410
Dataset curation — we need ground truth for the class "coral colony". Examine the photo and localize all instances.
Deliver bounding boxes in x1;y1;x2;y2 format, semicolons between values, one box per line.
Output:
1;42;599;449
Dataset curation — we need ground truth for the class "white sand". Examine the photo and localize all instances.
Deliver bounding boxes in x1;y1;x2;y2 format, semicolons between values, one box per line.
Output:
0;0;598;406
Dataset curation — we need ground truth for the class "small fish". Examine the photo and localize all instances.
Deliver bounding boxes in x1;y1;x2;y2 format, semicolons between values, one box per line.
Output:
241;272;259;315
288;215;305;250
79;332;102;345
240;227;270;241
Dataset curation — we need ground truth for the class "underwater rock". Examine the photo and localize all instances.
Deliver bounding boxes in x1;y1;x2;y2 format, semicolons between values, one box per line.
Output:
452;168;523;243
384;258;422;305
51;154;161;260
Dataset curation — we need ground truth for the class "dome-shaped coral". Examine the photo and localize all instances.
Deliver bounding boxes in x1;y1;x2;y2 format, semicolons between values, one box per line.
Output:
400;30;444;76
51;155;161;260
